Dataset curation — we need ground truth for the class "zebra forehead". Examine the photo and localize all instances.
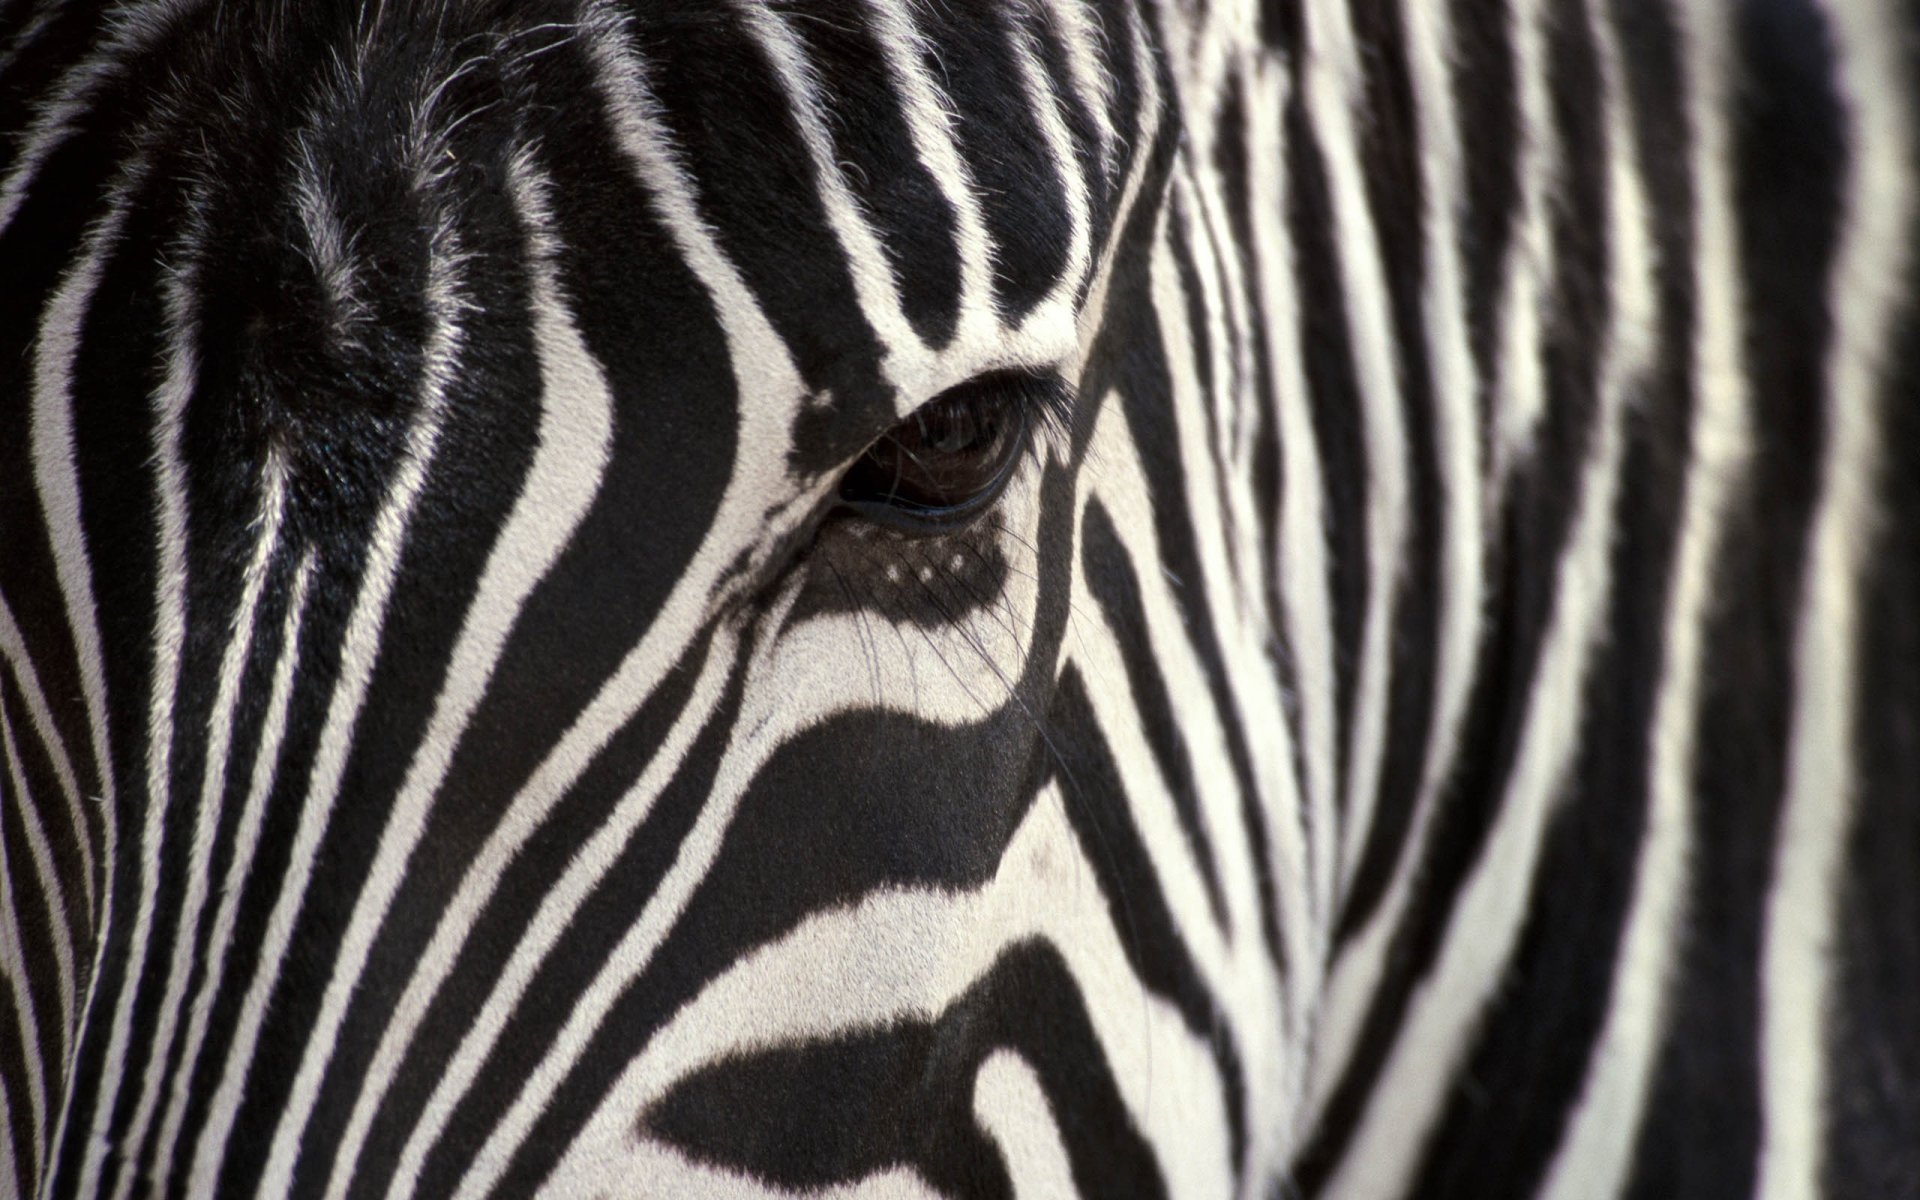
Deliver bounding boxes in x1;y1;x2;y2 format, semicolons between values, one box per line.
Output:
126;0;1156;544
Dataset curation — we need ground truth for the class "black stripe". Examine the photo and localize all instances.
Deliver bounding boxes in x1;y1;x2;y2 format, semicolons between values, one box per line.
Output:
1048;667;1251;1179
125;549;309;1195
1337;0;1445;946
1081;499;1232;929
0;986;39;1198
468;418;1091;1195
1828;134;1920;1198
53;150;182;1200
0;5;212;951
300;27;748;1171
0;717;64;1152
0;0;124;182
1083;142;1289;984
333;632;714;1200
908;4;1073;321
643;940;1169;1200
173;19;525;1189
1627;0;1846;1192
1029;3;1120;284
0;669;91;981
773;2;963;350
629;0;896;477
1827;19;1920;1191
1213;82;1310;960
1213;73;1285;645
1282;92;1366;812
1408;74;1693;1184
1298;0;1617;1180
1450;0;1518;452
409;648;746;1199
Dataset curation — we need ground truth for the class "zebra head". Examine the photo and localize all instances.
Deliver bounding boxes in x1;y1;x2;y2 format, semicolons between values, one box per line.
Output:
8;1;1919;1198
4;3;1311;1196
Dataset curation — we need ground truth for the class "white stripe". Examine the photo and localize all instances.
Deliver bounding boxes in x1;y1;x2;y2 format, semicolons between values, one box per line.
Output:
974;1051;1080;1199
0;0;199;236
1171;69;1323;1132
1756;2;1911;1196
1489;0;1558;493
292;142;370;329
1399;0;1486;944
1069;7;1165;379
862;0;999;344
1041;0;1120;176
1167;164;1239;532
29;159;140;1200
0;1070;18;1200
185;213;467;1196
357;11;821;1190
0;596;94;923
347;631;736;1200
1312;0;1490;1128
1539;0;1732;1192
1299;0;1412;901
539;784;1235;1200
1153;0;1232;161
1167;155;1303;959
440;421;1072;1198
255;148;616;1199
733;1;933;398
88;173;197;1200
0;777;50;1191
1182;123;1271;630
148;553;314;1191
0;680;78;1057
1153;160;1313;978
1007;11;1097;328
1075;381;1299;1179
109;460;290;1199
1241;54;1340;979
1322;0;1656;1186
433;472;1064;1198
436;654;791;1200
1153;179;1270;941
548;1138;943;1200
1072;405;1242;987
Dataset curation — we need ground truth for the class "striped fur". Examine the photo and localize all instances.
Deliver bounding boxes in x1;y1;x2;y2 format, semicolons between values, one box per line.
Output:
1;1;1915;1196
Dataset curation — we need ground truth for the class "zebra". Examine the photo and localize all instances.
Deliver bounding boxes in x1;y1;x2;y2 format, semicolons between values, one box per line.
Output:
2;0;1915;1196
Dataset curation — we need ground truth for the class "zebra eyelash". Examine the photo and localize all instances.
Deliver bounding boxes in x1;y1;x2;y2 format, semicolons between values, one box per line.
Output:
997;367;1078;448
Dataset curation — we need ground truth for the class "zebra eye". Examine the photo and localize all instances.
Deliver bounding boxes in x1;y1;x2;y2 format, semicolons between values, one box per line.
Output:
836;374;1032;532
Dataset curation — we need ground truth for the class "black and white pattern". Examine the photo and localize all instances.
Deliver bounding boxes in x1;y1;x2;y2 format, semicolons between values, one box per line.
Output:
2;1;1915;1197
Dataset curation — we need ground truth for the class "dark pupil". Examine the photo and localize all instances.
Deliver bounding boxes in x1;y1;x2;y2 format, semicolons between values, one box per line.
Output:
841;387;1022;514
